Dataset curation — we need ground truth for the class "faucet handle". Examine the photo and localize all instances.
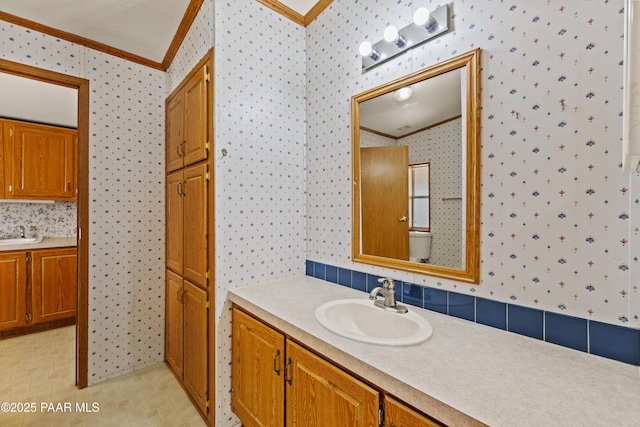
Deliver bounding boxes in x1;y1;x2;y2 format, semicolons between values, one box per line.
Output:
378;277;395;291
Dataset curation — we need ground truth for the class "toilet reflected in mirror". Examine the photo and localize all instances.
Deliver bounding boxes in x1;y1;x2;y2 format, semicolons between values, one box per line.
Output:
409;231;432;264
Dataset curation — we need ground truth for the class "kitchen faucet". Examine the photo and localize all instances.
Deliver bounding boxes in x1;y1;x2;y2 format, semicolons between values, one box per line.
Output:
369;277;408;314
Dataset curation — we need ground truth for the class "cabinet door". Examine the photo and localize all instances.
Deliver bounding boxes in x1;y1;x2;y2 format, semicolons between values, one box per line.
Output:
183;280;208;414
385;395;443;427
165;270;184;378
232;308;285;427
285;340;379;427
31;248;77;323
0;252;27;331
5;120;76;200
166;170;184;274
182;66;209;167
166;92;185;173
182;163;208;289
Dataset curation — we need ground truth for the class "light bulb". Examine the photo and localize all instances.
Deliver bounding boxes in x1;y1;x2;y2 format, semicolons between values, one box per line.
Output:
383;26;399;43
359;41;373;57
413;7;431;26
393;87;413;102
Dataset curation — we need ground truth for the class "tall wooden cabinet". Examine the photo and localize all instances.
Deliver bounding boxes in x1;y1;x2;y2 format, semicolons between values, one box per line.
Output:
1;119;77;200
165;50;214;426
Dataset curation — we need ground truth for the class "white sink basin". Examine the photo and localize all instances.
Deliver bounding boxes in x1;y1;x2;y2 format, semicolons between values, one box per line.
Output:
0;236;44;246
314;299;433;346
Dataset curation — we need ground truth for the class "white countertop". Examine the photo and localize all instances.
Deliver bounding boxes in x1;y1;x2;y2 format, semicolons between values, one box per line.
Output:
0;236;77;252
228;276;640;427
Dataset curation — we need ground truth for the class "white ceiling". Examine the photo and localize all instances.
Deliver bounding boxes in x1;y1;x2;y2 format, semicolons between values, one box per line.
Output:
360;68;463;138
0;0;322;64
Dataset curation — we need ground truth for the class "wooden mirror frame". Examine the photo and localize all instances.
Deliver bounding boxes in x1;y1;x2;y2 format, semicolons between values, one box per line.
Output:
351;49;481;284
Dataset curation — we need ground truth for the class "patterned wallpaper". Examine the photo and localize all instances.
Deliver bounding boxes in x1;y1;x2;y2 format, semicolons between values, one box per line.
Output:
1;22;166;385
306;0;640;329
0;201;76;237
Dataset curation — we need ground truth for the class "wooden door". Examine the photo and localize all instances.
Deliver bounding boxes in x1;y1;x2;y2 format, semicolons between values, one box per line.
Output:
31;248;77;323
166;93;185;172
182;163;208;289
166;170;184;275
385;395;442;427
285;340;379;427
182;66;209;167
183;280;208;414
232;308;285;427
165;270;184;378
0;252;27;331
5;120;76;200
360;146;409;260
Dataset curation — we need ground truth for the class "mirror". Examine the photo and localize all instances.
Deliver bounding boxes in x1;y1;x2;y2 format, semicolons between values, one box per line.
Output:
352;49;481;283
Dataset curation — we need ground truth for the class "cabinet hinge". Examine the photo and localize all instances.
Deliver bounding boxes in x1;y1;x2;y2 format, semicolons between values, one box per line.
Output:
204;66;210;83
205;171;210;181
205;270;209;280
9;129;13;137
379;401;385;427
26;313;32;322
205;140;210;151
26;255;33;263
206;400;210;409
205;301;210;309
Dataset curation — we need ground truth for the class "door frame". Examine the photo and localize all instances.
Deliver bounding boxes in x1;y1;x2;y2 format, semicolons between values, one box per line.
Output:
0;58;89;388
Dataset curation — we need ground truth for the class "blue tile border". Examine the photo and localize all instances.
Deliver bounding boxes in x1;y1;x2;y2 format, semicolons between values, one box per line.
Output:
304;260;640;367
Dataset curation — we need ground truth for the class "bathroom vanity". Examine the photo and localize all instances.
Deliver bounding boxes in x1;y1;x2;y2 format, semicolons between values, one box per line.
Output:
228;276;640;426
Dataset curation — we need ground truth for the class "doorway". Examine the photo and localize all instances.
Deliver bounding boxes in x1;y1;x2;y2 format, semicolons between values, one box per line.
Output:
0;58;89;388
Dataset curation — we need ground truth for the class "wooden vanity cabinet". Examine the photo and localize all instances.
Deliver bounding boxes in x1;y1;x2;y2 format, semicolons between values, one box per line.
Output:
0;251;27;331
385;395;442;427
232;307;286;426
1;119;77;200
233;308;438;427
285;340;379;427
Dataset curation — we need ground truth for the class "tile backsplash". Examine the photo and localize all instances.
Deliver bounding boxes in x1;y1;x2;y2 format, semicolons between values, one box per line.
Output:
306;260;640;366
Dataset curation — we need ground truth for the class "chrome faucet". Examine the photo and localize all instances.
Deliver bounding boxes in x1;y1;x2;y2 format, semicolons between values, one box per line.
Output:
18;225;25;238
369;277;408;314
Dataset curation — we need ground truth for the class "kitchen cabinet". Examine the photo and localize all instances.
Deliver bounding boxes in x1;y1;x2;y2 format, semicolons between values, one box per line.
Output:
1;119;77;200
166;62;209;173
165;269;209;415
0;251;27;331
0;247;76;336
165;50;213;426
32;248;77;323
232;308;436;427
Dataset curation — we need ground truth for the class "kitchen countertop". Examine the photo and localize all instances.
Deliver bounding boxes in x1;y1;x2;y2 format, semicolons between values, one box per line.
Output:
0;236;77;252
228;276;640;427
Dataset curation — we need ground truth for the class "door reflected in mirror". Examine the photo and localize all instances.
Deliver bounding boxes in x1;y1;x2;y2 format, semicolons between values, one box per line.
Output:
352;49;481;283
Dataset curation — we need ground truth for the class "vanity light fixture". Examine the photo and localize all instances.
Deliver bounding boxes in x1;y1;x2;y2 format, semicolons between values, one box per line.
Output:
359;4;449;73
